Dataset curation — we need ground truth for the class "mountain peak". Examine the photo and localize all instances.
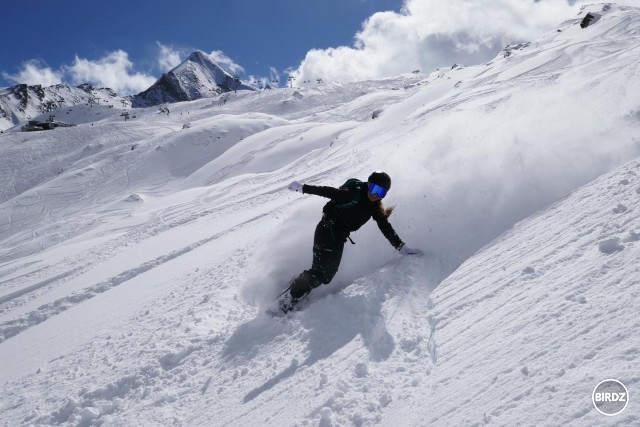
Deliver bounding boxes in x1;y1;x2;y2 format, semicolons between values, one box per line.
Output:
186;50;210;63
133;51;256;107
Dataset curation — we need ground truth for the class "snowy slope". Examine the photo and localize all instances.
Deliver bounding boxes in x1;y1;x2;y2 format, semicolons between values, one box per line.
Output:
1;4;640;426
395;157;640;426
0;83;124;131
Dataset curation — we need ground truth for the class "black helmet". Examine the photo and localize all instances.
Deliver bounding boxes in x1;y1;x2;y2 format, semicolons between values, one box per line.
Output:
368;171;391;190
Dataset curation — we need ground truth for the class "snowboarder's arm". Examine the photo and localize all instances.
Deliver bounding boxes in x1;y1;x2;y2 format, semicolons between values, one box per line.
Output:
374;217;422;254
301;184;354;203
372;213;404;250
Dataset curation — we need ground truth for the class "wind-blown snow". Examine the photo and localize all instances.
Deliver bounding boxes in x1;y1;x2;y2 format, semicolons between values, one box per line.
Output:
0;4;639;426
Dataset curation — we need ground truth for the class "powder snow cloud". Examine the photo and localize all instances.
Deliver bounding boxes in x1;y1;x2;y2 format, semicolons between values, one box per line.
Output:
291;0;629;83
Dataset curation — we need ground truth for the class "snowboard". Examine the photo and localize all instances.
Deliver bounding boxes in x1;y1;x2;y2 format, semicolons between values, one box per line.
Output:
265;293;308;317
265;283;347;317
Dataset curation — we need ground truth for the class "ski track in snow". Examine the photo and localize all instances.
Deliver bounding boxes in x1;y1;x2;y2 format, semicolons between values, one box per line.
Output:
1;5;640;426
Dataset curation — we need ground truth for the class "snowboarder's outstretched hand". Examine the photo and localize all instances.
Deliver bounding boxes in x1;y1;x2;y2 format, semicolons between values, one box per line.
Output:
399;245;423;255
288;181;304;193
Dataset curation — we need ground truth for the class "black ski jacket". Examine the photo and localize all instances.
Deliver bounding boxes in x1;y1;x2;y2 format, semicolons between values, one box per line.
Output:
302;183;404;249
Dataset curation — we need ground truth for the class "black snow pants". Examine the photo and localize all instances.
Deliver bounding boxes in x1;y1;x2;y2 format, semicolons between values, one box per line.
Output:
289;218;346;300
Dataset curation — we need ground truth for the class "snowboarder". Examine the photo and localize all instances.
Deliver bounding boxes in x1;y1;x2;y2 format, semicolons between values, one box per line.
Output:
279;171;422;313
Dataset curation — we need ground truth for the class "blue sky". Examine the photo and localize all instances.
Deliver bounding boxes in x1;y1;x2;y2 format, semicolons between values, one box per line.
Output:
0;0;402;91
1;0;606;94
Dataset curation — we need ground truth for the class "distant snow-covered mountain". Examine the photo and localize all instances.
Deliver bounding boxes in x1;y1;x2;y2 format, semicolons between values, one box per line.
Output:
0;83;124;131
132;51;257;107
0;51;258;130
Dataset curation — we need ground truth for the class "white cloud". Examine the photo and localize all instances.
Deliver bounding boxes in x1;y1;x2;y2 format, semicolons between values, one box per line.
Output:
66;50;156;95
293;0;596;84
157;42;185;71
208;50;245;76
2;51;157;95
2;60;63;86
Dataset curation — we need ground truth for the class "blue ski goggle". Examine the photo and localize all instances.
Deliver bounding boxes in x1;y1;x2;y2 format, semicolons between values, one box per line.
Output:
368;182;388;199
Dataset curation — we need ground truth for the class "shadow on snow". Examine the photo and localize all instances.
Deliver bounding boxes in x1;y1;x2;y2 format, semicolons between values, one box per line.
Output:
225;257;440;403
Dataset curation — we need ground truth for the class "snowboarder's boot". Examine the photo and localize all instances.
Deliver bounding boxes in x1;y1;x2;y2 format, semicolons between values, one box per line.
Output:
278;292;297;314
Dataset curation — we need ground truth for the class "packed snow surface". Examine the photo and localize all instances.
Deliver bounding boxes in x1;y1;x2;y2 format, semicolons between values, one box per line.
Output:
1;4;639;426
